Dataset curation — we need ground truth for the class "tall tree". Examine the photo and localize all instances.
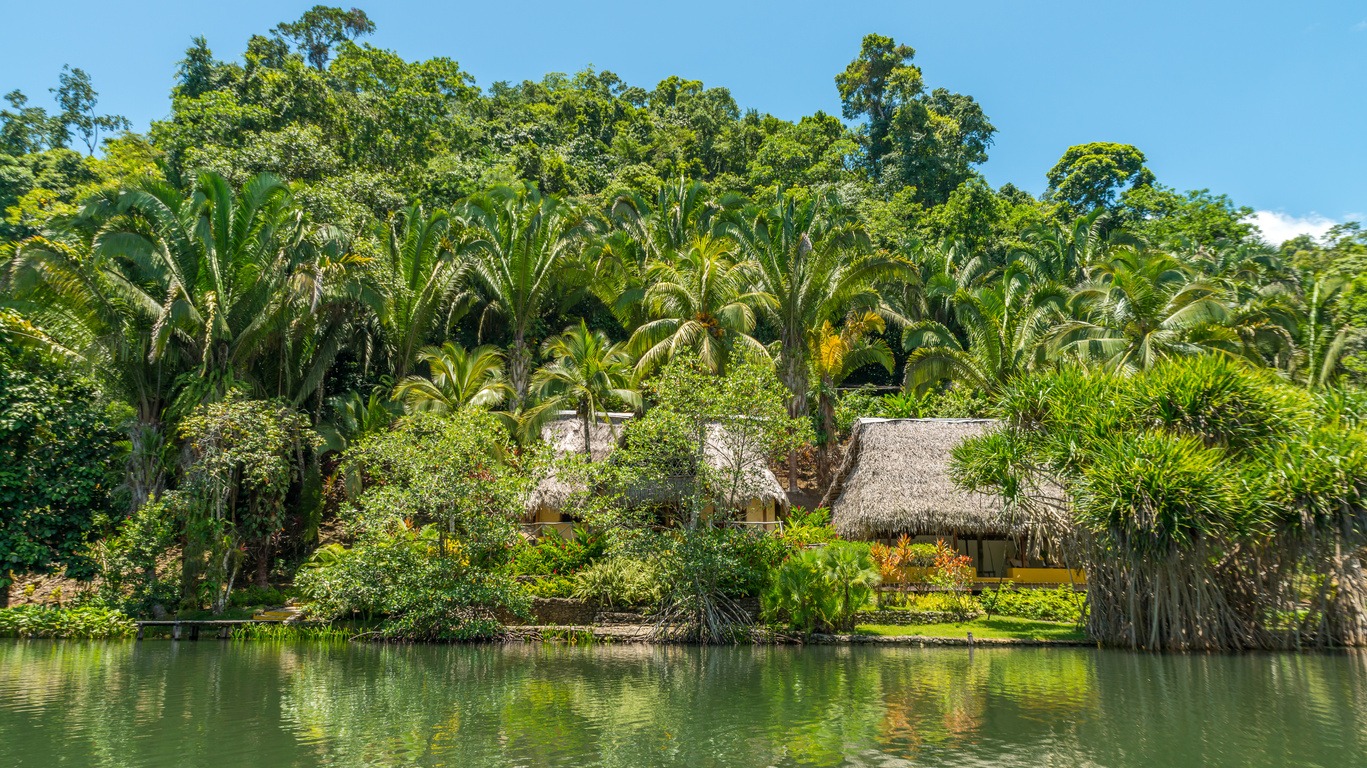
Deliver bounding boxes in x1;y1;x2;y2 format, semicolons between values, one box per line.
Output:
461;185;594;409
629;234;773;375
530;320;641;455
836;33;994;203
1046;142;1154;218
50;65;130;154
272;6;376;70
726;191;889;490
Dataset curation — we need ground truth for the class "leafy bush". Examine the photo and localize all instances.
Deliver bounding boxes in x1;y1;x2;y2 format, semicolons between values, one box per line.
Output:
979;585;1087;623
0;346;122;599
295;522;530;641
571;558;661;608
779;507;838;548
92;498;178;617
763;541;881;634
870;535;939;583
526;575;576;599
294;411;532;640
229;585;291;608
912;592;983;616
0;605;136;639
649;524;791;642
509;534;605;578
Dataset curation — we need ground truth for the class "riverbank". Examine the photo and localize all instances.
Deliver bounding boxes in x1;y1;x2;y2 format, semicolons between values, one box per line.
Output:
501;623;1089;647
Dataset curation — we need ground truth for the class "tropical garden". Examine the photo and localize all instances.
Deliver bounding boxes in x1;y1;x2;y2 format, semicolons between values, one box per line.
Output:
1;7;1365;647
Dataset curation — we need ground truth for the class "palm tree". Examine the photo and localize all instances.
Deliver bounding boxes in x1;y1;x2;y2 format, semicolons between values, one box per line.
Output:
725;191;895;490
1049;247;1233;372
530;320;641;456
1297;276;1363;389
1021;208;1122;285
629;234;774;375
317;388;402;457
461;185;595;409
91;172;337;406
369;204;470;381
902;264;1068;393
6;228;181;509
7;173;347;504
393;342;511;414
810;311;894;484
594;178;723;330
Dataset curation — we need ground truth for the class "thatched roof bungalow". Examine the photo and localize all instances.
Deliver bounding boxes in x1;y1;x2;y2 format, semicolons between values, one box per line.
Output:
819;418;1073;581
624;422;790;527
526;412;632;532
528;414;790;535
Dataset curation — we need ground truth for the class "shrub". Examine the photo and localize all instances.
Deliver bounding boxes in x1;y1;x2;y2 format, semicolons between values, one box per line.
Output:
92;498;178;617
571;558;660;608
295;522;530;641
526;575;576;599
912;592;983;616
927;540;978;620
509;534;605;578
229;585;290;608
295;411;533;640
650;524;790;642
870;535;938;583
763;541;880;634
979;585;1087;623
0;605;136;639
779;507;838;548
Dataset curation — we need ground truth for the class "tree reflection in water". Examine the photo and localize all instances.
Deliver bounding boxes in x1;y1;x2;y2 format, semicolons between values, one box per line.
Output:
1;641;1364;767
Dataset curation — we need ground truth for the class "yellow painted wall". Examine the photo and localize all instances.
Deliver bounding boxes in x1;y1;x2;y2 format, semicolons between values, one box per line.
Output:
1008;567;1086;585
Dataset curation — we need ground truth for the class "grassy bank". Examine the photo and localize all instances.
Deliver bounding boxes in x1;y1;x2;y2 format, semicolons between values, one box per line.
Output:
857;616;1087;642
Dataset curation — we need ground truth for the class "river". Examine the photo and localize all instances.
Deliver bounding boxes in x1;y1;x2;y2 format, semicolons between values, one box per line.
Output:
0;640;1363;766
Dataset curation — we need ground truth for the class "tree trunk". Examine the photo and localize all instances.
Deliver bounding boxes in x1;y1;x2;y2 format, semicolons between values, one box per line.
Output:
256;539;271;588
582;406;593;457
817;387;837;490
509;334;531;411
0;581;9;609
782;340;808;494
126;417;167;512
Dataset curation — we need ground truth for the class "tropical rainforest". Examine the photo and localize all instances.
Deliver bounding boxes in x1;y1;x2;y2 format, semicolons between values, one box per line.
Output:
1;7;1365;644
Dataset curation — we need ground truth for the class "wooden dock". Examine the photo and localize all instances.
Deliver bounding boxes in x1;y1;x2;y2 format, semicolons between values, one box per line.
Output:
136;609;296;640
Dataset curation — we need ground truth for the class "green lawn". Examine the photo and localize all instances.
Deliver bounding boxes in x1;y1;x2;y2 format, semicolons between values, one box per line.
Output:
856;615;1087;642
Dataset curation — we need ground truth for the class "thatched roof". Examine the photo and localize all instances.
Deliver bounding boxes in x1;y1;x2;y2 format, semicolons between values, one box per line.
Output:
627;421;789;511
527;412;631;514
819;418;1022;539
703;422;788;509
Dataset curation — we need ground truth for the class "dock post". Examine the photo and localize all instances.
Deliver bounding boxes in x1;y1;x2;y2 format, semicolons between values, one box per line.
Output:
172;623;182;641
189;624;200;641
218;625;231;640
136;625;144;641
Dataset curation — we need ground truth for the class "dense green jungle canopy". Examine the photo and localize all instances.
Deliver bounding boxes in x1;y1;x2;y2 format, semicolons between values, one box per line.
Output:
1;7;1365;628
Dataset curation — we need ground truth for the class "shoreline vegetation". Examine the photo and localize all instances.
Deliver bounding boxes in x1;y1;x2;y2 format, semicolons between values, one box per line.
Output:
2;8;1365;654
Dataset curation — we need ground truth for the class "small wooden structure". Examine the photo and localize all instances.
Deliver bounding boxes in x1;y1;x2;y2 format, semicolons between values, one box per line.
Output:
821;418;1081;584
525;412;633;537
135;618;280;640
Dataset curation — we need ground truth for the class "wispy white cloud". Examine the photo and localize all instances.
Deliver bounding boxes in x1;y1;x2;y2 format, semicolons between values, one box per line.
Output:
1246;210;1339;245
1355;19;1367;32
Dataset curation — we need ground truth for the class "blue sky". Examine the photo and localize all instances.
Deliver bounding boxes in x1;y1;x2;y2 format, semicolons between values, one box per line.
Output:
3;1;1364;241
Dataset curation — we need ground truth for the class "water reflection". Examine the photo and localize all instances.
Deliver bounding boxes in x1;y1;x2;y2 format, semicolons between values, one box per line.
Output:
1;640;1363;767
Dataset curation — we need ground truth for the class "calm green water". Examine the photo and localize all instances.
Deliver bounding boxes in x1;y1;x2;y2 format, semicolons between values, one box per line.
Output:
1;640;1364;767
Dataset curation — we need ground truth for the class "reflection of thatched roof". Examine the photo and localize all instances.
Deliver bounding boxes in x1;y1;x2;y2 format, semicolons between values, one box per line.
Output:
627;422;789;511
819;418;1021;539
527;412;631;514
